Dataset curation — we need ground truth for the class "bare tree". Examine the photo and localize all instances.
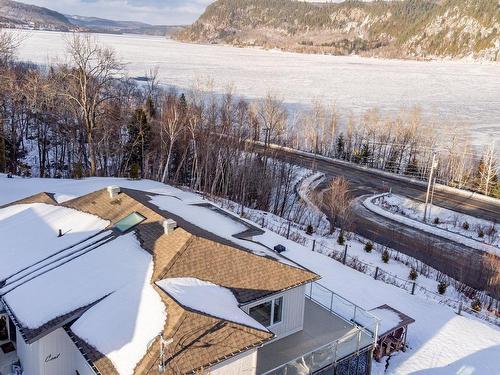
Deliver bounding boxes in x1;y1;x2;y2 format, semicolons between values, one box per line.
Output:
257;93;287;143
61;34;122;176
0;30;20;65
321;176;353;234
159;93;184;183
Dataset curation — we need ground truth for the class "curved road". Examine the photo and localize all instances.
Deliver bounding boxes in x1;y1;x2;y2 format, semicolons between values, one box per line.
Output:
256;145;500;296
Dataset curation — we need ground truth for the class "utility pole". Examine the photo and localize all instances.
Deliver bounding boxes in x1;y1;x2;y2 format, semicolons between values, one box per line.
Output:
428;176;437;220
424;153;438;222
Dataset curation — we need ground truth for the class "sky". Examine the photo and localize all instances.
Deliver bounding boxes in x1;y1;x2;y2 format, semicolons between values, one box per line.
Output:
16;0;215;25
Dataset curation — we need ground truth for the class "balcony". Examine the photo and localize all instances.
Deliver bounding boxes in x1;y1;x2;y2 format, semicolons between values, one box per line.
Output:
257;283;379;375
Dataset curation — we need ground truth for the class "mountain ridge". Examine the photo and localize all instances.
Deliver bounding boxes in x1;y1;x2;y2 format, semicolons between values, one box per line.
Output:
0;0;76;31
0;0;183;35
176;0;500;61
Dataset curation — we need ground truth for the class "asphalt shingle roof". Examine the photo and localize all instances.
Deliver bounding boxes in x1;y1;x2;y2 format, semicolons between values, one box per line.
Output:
2;188;319;375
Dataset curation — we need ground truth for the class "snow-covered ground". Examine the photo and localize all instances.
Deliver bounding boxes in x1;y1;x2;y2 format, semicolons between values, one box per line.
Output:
365;193;499;255
10;29;500;149
1;174;499;374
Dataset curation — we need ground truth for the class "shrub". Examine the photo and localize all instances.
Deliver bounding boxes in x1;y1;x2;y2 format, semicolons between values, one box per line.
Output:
382;249;390;263
337;231;345;245
462;221;469;230
471;298;482;312
129;163;140;180
433;217;440;225
306;224;314;235
477;228;484;238
409;268;418;280
437;281;448;295
364;241;373;253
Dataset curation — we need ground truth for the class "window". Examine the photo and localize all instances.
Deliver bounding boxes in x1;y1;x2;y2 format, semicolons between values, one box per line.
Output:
114;212;146;233
273;297;283;324
249;297;284;327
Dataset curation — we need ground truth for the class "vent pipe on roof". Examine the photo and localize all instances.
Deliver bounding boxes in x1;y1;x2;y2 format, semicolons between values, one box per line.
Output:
107;186;120;199
163;219;177;235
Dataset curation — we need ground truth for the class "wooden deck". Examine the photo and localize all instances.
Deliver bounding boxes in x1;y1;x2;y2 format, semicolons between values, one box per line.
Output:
256;299;373;374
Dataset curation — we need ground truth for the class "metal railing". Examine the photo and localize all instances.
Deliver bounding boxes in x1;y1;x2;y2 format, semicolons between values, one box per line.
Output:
306;282;379;339
262;282;379;375
262;328;368;375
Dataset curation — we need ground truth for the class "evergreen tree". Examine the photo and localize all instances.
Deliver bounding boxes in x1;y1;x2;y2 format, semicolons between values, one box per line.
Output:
360;143;370;165
125;108;151;178
335;133;345;159
406;156;419;177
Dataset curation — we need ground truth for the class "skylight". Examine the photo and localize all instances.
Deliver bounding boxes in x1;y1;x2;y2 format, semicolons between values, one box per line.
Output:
114;212;146;233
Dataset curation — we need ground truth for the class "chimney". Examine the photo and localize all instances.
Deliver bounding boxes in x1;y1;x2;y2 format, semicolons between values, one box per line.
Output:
163;219;177;235
273;244;286;254
107;186;120;199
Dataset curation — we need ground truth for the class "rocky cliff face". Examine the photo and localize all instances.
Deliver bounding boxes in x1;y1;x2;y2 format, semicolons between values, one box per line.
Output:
177;0;500;61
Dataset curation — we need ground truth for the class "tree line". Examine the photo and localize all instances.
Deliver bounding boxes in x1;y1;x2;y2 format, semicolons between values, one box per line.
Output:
0;31;498;203
0;32;303;218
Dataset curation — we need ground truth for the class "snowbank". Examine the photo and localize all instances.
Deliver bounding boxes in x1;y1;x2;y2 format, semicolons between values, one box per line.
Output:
364;194;499;255
0;203;109;280
157;277;267;331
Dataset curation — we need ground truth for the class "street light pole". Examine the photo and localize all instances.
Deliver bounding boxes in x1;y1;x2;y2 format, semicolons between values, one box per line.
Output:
424;153;438;222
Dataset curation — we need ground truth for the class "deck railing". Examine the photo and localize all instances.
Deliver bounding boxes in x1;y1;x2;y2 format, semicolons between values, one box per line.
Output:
306;282;380;339
262;282;380;375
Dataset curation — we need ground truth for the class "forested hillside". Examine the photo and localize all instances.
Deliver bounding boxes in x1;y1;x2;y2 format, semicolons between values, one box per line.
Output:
177;0;500;61
0;0;76;31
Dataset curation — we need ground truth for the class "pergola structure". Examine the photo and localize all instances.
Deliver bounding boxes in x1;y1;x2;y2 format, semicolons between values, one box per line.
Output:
369;304;415;361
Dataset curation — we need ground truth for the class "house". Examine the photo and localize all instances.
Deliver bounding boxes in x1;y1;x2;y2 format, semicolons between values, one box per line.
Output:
0;186;379;375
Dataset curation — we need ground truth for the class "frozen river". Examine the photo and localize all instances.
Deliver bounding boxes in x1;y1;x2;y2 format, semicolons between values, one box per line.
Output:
13;30;500;148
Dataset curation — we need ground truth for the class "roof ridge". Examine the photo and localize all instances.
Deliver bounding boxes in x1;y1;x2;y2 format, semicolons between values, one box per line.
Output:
156;235;195;280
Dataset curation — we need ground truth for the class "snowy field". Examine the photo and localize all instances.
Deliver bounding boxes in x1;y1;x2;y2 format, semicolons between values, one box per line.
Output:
10;29;500;149
1;174;499;374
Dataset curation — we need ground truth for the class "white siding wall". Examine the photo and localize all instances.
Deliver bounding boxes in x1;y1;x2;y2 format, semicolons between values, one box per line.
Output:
242;285;306;340
209;348;257;375
16;328;95;375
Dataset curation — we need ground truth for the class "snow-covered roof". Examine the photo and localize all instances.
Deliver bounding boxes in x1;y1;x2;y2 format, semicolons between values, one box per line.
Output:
156;277;267;331
369;305;415;337
71;261;166;375
0;187;311;375
3;232;166;374
0;203;109;281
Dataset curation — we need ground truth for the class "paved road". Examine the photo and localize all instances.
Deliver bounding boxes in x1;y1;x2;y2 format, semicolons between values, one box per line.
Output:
260;147;500;222
256;145;500;296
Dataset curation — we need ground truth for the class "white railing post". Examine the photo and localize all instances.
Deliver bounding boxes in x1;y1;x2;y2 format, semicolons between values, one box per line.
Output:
356;329;362;355
330;291;334;311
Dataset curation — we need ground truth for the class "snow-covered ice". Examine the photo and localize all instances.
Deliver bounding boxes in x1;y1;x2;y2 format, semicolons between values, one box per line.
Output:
11;30;500;149
156;277;267;331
